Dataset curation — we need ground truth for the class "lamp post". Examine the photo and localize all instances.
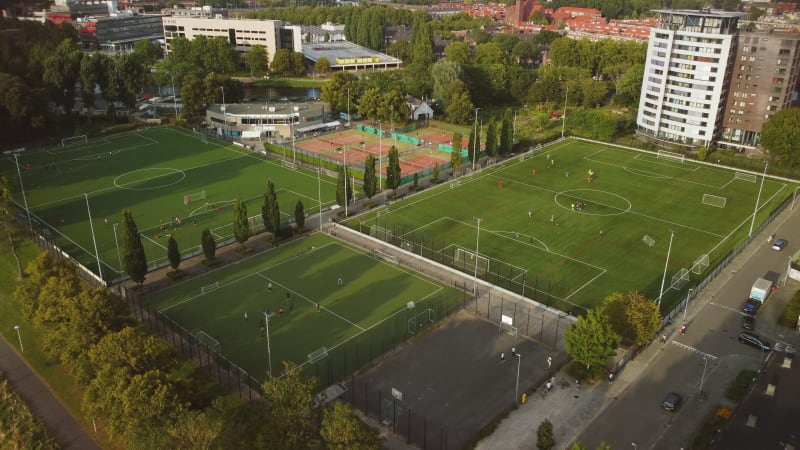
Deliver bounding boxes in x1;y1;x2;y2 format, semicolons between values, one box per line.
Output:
112;222;122;274
631;444;637;450
698;355;710;395
343;145;348;218
13;325;23;352
264;312;272;378
561;85;569;139
220;86;227;139
472;108;480;171
657;229;675;308
317;168;322;232
378;120;383;191
291;118;296;164
84;193;103;282
473;217;482;294
12;154;32;229
346;88;351;127
683;287;694;321
748;160;768;237
514;350;522;402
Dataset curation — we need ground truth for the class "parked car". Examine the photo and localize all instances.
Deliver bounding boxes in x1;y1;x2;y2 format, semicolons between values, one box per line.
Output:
742;299;761;315
738;332;770;351
741;315;755;330
772;238;788;251
662;392;683;412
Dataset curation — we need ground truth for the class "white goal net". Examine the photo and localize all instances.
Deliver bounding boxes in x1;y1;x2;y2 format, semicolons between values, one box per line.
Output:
373;248;398;265
642;235;656;247
282;160;297;170
184;191;206;205
196;330;221;352
734;172;757;183
201;281;220;294
454;247;489;275
657;150;685;163
691;254;709;275
308;346;328;363
702;194;727;208
670;268;690;290
407;309;435;335
61;135;88;147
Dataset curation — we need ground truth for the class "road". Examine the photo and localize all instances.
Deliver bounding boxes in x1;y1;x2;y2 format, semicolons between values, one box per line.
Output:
577;203;800;450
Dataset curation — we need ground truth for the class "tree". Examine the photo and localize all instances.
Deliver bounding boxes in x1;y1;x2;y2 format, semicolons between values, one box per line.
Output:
245;45;269;77
432;162;440;184
386;146;401;196
0;176;25;278
444;41;471;65
564;309;620;372
537;419;555;450
357;87;382;121
601;292;661;346
290;52;306;76
261;361;321;447
445;80;474;125
321;402;380;449
451;131;463;171
336;165;353;211
42;39;82;113
431;59;463;109
167;236;180;271
499;108;513;155
168;410;223;450
485;118;497;157
270;49;293;76
294;199;305;230
320;72;359;114
315;57;331;77
233;196;250;247
262;181;281;236
121;210;147;285
363;154;377;199
761;108;800;168
201;229;216;262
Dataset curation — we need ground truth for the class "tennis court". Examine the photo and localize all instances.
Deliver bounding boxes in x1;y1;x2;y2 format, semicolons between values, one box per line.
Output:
0;127;338;280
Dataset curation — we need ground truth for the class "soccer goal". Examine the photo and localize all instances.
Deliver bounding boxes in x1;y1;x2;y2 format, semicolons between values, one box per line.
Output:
201;281;220;294
670;268;690;290
61;135;88;147
734;172;757;183
702;194;727;208
282;160;297;170
308;346;328;363
657;150;685;163
369;224;394;242
196;330;221;352
373;248;398;266
454;247;489;275
407;308;435;335
642;235;656;247
691;254;709;275
184;191;206;205
450;180;461;189
500;323;519;339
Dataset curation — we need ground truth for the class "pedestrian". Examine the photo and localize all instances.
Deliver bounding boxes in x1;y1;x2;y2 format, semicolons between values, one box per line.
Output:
546;381;552;392
547;356;552;370
576;379;581;390
290;303;294;312
528;210;532;219
268;282;272;292
316;303;321;312
661;334;667;343
279;307;284;317
608;372;615;384
768;234;774;244
565;170;569;177
286;292;291;302
511;347;516;355
679;325;686;335
338;277;343;287
104;217;109;225
515;231;520;238
500;352;506;364
244;311;248;321
599;229;605;238
260;325;265;336
532;169;536;176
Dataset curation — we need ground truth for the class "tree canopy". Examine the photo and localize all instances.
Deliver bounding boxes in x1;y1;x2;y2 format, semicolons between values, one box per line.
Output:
565;309;620;371
760;108;800;168
601;291;661;346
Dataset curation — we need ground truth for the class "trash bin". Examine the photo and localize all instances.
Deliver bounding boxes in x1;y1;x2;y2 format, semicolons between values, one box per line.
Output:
520;393;527;404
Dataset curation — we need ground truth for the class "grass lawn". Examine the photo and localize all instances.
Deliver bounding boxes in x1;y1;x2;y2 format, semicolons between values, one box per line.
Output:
345;139;797;314
146;232;464;383
0;127;338;281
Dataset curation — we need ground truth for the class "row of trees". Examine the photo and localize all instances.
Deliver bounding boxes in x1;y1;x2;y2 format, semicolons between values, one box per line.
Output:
565;292;661;377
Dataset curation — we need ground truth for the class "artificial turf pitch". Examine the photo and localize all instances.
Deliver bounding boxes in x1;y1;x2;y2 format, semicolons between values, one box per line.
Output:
346;139;797;313
0;127;338;280
146;233;462;382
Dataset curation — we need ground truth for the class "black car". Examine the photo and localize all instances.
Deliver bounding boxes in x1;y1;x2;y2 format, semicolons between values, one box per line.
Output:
742;299;761;315
662;392;683;412
741;315;755;330
738;332;770;351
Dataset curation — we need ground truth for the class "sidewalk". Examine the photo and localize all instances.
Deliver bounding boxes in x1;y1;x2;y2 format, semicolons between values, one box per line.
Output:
0;338;100;450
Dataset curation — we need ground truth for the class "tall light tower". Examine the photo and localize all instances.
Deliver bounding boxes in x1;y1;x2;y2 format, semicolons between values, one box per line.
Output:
378;120;383;191
561;85;569;139
220;86;228;139
473;217;482;294
472;108;480;171
657;229;675;308
748;160;768;237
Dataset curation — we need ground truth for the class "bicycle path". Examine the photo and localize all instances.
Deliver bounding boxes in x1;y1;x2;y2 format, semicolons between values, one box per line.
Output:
0;337;101;450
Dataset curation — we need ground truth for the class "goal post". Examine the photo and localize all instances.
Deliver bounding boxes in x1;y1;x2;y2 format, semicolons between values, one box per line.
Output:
657;150;685;163
407;308;436;335
670;268;690;290
734;172;757;183
454;247;489;275
702;194;727;208
691;254;709;275
642;235;656;247
61;135;88;147
373;248;398;266
201;281;220;294
308;346;328;363
281;160;297;170
195;330;221;352
184;191;206;205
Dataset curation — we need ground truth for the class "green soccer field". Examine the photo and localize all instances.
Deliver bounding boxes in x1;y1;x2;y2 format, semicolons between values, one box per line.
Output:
0;127;338;280
146;233;463;383
346;139;798;313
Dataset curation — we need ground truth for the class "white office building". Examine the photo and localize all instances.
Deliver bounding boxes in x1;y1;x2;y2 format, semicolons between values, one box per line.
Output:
636;10;744;147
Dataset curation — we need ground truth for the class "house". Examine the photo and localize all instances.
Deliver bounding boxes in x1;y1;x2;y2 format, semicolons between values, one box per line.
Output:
406;96;434;121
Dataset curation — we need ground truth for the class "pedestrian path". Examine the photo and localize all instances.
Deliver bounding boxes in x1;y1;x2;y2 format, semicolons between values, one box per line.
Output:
0;337;100;450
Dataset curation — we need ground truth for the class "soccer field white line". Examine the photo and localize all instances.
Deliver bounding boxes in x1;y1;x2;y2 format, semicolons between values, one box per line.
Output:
159;271;264;312
254;272;366;331
140;232;169;251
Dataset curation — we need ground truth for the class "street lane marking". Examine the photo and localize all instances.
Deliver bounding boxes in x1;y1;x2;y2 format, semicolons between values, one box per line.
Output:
671;341;719;360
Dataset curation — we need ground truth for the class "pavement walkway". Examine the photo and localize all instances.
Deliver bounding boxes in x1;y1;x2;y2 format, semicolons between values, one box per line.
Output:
0;337;100;450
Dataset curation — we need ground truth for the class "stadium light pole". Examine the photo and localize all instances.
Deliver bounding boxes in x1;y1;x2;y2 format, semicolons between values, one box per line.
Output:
343;145;348;218
346;88;351;127
150;68;178;120
12;154;32;229
265;318;274;376
657;229;675;308
683;287;694;322
84;193;104;282
291;117;296;165
561;85;569;139
472;108;480;171
220;86;227;140
317;168;322;232
473;217;482;295
748;160;768;237
698;355;710;395
112;222;122;275
514;351;522;402
378;120;383;191
13;325;23;352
